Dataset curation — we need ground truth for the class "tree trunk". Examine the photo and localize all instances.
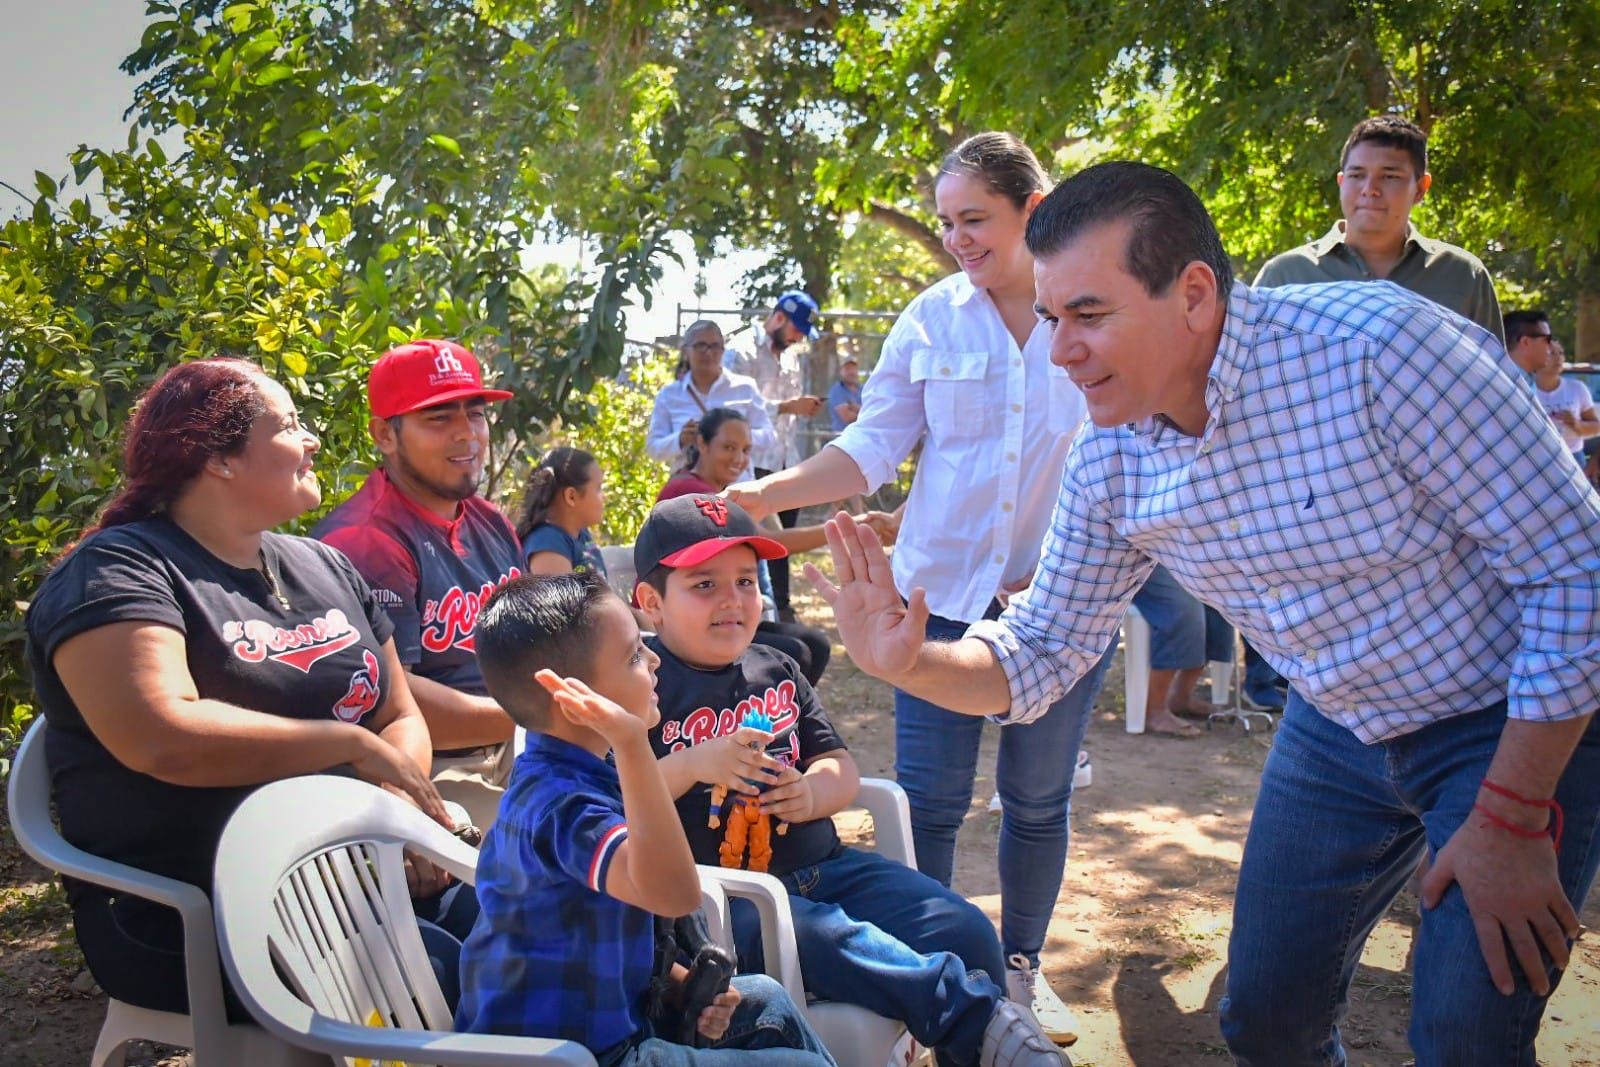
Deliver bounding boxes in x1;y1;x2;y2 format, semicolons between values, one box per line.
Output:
802;255;832;310
1578;287;1599;365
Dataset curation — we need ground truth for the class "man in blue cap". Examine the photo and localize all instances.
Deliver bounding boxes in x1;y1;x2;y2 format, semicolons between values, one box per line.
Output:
725;291;827;619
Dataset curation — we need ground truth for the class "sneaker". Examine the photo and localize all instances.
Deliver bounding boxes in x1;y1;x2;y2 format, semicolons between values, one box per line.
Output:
1005;954;1079;1048
1241;682;1286;711
981;997;1071;1066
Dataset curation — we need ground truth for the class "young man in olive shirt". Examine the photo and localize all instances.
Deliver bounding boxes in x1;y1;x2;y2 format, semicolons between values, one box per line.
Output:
1255;115;1503;345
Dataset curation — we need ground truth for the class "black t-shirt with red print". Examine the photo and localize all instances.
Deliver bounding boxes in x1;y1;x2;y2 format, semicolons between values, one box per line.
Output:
313;468;522;700
24;517;397;895
645;637;845;876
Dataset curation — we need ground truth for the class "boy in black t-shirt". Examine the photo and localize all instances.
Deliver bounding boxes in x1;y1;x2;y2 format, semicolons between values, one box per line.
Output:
634;496;1068;1067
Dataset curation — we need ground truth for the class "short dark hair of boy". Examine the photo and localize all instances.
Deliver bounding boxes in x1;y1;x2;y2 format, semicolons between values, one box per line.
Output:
476;570;616;731
1503;309;1550;349
1341;115;1427;178
1025;161;1235;301
640;564;671;598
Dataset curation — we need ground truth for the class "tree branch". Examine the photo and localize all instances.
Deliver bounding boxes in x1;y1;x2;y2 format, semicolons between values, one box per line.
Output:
866;201;945;264
881;270;935;292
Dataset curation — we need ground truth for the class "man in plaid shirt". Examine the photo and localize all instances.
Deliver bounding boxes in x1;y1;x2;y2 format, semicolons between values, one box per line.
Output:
811;162;1600;1067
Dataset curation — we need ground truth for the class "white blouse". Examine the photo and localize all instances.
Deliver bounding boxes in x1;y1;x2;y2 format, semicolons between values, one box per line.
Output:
830;271;1087;623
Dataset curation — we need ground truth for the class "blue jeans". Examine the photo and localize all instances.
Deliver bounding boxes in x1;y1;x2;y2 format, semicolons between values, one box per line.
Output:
599;974;835;1067
1221;694;1600;1067
731;846;1007;1067
1131;564;1234;669
894;613;1116;966
414;880;481;1012
1243;639;1284;690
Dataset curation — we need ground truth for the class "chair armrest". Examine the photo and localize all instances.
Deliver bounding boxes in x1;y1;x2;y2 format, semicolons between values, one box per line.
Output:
7;719;233;1043
694;866;806;1007
408;819;482;886
849;778;916;868
293;1015;599;1067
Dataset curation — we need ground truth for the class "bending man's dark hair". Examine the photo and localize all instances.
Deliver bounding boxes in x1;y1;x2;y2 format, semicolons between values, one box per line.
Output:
476;571;616;730
1025;161;1235;300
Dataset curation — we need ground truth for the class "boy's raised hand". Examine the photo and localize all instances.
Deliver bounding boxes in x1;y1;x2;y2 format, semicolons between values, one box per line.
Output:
535;669;645;747
688;726;780;794
695;985;741;1042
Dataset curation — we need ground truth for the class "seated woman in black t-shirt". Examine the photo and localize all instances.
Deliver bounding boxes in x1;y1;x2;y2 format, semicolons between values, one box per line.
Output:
24;357;477;1018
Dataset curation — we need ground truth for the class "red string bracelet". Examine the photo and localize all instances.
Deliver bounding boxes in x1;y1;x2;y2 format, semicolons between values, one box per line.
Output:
1474;779;1563;853
1481;778;1554;810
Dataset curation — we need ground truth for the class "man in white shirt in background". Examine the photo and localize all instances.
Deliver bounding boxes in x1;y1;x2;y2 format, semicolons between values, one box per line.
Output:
1506;310;1600;464
645;319;777;479
724;291;828;619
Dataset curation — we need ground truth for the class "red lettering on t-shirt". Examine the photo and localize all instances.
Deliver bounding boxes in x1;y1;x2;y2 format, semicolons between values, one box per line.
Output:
420;569;522;654
222;609;361;674
666;682;802;751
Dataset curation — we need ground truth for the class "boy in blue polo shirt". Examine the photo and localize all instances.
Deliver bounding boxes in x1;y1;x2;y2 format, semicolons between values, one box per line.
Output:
457;571;835;1066
633;496;1069;1067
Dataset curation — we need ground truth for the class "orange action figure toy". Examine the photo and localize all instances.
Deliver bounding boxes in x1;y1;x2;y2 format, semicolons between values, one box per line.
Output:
708;709;787;871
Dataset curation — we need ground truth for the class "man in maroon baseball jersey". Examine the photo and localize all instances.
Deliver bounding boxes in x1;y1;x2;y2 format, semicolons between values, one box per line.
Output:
316;339;523;828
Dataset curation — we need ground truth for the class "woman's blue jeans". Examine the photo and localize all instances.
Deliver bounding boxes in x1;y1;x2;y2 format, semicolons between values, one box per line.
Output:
893;613;1116;966
1220;693;1600;1066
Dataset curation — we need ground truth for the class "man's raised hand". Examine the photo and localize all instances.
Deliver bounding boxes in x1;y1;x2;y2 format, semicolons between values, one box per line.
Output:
803;512;928;681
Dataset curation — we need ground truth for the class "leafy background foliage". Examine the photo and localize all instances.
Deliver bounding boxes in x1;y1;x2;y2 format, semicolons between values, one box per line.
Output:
4;0;1598;752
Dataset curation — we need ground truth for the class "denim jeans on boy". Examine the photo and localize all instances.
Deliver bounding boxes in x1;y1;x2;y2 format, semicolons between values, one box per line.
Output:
1130;563;1235;669
894;613;1116;966
1220;693;1600;1067
730;846;1008;1067
597;973;836;1067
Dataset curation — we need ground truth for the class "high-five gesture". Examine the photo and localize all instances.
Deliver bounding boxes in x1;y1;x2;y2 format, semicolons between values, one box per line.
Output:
804;512;929;681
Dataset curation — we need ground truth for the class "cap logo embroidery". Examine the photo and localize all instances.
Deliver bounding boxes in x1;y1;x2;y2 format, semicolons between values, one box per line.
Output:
695;498;729;527
428;346;474;387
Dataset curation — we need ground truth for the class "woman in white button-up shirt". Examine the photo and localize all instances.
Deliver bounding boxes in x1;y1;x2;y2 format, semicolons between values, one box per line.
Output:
729;133;1112;1044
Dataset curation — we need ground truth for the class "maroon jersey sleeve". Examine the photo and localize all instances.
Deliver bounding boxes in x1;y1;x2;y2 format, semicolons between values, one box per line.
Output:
320;526;423;665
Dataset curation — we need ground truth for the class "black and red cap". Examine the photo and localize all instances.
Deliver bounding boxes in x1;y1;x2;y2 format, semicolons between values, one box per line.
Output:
634;495;787;579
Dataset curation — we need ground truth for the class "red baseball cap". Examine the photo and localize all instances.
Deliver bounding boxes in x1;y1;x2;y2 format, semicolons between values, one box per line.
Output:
368;339;514;419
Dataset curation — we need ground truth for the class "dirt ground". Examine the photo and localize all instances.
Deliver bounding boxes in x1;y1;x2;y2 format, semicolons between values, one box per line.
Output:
3;583;1598;1066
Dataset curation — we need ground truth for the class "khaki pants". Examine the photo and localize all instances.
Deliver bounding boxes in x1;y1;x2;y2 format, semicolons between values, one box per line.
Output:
431;741;513;831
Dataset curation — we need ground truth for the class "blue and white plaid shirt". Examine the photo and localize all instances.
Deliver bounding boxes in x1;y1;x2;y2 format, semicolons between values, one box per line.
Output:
970;280;1600;743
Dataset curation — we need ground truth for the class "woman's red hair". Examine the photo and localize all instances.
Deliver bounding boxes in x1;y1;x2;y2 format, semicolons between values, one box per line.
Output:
77;358;268;544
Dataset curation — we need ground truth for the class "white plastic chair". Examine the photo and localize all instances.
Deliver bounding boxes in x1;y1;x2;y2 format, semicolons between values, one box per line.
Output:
4;720;321;1067
1121;606;1231;734
598;544;638;602
697;778;919;1067
213;773;599;1066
